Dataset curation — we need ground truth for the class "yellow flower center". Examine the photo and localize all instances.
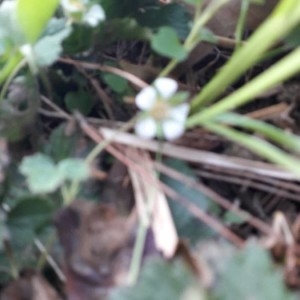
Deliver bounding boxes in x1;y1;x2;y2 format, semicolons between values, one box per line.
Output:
69;0;85;10
150;100;170;121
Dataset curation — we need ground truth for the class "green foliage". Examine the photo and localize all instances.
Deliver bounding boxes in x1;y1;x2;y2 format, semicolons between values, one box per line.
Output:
43;123;81;162
34;24;71;67
110;257;206;300
161;159;215;243
213;242;296;300
135;3;190;39
19;153;89;194
16;0;60;43
103;73;129;94
1;0;300;296
63;24;94;53
151;27;187;61
64;90;93;115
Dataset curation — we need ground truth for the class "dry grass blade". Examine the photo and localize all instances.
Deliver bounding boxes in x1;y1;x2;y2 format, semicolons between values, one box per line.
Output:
128;149;178;258
155;162;272;235
78;118;245;246
99;127;298;181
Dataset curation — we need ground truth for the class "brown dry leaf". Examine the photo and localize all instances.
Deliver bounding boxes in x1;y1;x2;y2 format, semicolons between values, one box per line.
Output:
0;272;61;300
55;200;135;300
128;149;178;258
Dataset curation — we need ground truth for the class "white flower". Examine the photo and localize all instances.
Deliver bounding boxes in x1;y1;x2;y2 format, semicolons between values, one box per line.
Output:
83;4;105;27
61;0;105;27
135;78;189;140
61;0;86;13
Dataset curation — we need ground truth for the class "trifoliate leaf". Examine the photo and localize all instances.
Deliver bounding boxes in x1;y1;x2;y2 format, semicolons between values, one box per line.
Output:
151;27;187;61
19;153;64;194
57;158;90;182
16;0;60;43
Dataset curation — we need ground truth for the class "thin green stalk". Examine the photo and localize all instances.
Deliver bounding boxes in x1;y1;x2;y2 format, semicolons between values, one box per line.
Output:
184;0;230;50
85;116;137;164
215;113;300;152
202;122;300;177
234;0;250;51
159;0;230;77
61;116;137;205
188;46;300;126
0;53;23;86
190;3;300;111
60;184;70;206
127;219;148;285
0;59;27;103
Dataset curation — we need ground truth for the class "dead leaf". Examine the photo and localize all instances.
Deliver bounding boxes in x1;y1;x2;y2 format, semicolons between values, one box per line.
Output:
0;271;61;300
127;149;178;258
54;200;135;300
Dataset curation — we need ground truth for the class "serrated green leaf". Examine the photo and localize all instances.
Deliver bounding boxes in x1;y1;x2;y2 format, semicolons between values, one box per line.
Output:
34;25;71;66
64;90;93;115
16;0;60;43
19;153;64;194
214;242;296;300
57;158;90;181
151;26;187;61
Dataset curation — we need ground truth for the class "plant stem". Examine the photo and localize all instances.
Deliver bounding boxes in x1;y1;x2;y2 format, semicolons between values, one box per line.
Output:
202;122;300;177
159;0;230;77
190;3;300;111
85;116;137;164
127;219;148;285
187;46;300;126
0;59;27;103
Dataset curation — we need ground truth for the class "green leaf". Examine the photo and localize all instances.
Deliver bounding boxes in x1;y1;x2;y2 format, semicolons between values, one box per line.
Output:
223;211;246;225
63;24;93;54
43;123;80;162
285;25;300;47
110;257;199;300
16;0;60;43
7;196;54;246
64;90;93;115
161;159;215;243
136;3;190;39
34;25;71;66
103;73;129;94
151;26;187;61
57;158;90;182
19;153;64;194
0;1;25;46
214;242;296;300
